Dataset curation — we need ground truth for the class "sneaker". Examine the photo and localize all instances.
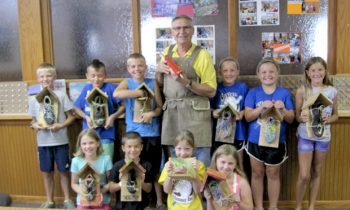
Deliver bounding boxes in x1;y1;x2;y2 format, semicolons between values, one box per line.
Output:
92;95;106;127
310;102;324;137
127;168;137;194
63;199;75;209
43;96;55;125
40;201;55;208
265;116;277;144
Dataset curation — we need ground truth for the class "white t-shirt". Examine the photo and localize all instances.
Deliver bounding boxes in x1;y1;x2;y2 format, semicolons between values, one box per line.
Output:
28;89;73;146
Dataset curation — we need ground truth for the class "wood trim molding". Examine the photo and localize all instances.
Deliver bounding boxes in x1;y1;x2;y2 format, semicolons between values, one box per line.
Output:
17;0;53;81
40;0;54;64
18;0;45;81
228;0;237;57
328;0;336;74
132;0;141;53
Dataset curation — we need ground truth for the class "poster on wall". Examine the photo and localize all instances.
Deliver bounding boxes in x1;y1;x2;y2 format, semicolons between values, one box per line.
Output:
155;25;216;65
262;32;301;64
287;0;320;14
151;0;219;17
239;0;279;26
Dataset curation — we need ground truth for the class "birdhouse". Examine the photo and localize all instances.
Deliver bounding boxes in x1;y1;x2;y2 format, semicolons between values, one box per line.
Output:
86;87;109;128
133;82;154;123
259;106;283;148
119;159;146;202
77;163;102;207
35;87;59;128
301;92;332;138
201;168;235;210
168;157;196;180
215;103;239;144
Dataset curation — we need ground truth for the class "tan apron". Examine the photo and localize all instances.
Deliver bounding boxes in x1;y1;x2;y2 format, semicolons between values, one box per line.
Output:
161;45;212;147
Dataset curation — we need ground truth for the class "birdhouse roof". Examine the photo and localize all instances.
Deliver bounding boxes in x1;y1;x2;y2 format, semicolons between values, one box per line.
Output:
200;167;227;192
260;106;283;121
119;159;146;174
302;92;333;110
35;87;59;103
136;82;154;98
77;163;100;180
85;87;108;103
216;103;238;116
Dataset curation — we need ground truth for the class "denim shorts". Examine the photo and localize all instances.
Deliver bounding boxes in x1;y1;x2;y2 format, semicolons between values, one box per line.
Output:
38;144;70;172
297;136;330;152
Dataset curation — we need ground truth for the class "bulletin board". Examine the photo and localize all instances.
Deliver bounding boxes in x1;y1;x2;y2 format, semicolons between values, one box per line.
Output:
237;0;328;75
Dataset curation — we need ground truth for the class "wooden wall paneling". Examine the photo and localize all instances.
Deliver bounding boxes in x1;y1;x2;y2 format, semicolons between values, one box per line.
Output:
336;0;350;74
0;120;82;202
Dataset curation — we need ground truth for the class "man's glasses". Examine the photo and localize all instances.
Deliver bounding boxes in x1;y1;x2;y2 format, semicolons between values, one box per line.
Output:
172;25;193;32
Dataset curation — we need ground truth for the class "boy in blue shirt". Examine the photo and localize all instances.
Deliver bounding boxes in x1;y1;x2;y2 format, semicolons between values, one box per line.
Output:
28;63;75;209
113;53;164;208
74;59;124;161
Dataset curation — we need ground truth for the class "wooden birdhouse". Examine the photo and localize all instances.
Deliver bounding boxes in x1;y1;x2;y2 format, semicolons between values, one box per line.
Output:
35;87;59;128
86;87;109;128
215;103;239;144
78;163;102;207
301;92;332;138
119;159;146;202
133;82;154;123
259;106;283;148
201;168;235;210
168;157;196;180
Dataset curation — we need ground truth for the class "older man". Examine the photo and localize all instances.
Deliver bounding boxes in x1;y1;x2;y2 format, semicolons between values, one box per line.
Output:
156;15;217;166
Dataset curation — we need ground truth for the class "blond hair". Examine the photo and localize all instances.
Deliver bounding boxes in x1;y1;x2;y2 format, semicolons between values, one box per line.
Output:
210;144;246;178
36;63;56;77
74;129;103;157
127;53;146;66
256;58;280;74
174;130;195;148
217;57;240;82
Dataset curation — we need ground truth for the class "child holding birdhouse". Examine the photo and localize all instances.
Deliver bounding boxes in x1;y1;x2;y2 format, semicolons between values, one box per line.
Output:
159;130;206;210
28;63;75;209
295;57;338;210
108;132;153;210
244;59;294;210
204;144;253;210
113;53;164;208
74;59;125;161
211;57;249;169
71;128;113;210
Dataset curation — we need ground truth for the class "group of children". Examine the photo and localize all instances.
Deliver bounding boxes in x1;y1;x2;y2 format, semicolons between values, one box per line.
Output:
28;53;338;210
